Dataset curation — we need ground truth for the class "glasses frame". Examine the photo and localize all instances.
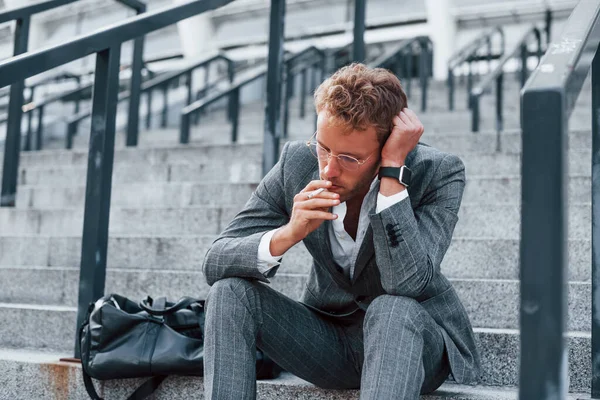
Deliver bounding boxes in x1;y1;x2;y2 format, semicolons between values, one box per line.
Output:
305;131;378;171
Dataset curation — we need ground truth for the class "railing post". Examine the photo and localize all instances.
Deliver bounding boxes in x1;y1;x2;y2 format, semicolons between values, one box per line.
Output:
24;87;35;152
300;67;307;119
75;76;81;114
520;43;528;88
186;71;193;106
161;85;168;128
519;83;568;400
145;90;153;129
419;39;428;112
495;73;503;151
74;45;122;358
283;63;292;139
467;60;473;109
180;113;191;144
405;49;413;98
35;106;44;151
66;121;77;150
592;45;600;399
471;94;479;132
448;67;454;111
125;30;145;147
1;16;30;207
545;8;552;46
230;88;239;143
353;0;366;62
263;0;285;176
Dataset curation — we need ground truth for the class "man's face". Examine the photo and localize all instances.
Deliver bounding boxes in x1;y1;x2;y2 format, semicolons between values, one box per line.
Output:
315;110;381;204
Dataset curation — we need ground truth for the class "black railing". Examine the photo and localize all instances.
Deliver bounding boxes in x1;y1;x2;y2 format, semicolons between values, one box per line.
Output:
470;25;545;137
368;36;432;112
447;26;505;111
0;0;239;357
65;52;234;148
0;0;146;207
520;0;600;397
180;46;324;144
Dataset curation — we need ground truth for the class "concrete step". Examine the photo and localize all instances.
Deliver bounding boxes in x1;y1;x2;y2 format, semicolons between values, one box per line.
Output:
0;311;591;392
0;202;592;238
0;202;591;238
0;267;591;332
454;203;590;239
12;173;593;209
0;348;592;399
16;182;259;209
0;235;591;282
7;348;589;400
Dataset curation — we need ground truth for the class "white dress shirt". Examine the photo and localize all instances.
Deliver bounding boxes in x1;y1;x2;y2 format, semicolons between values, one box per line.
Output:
257;178;409;280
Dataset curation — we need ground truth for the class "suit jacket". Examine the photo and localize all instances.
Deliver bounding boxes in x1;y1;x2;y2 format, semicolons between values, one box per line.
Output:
202;140;481;384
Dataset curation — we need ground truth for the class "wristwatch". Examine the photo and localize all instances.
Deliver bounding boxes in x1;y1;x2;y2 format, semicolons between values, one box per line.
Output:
378;166;412;188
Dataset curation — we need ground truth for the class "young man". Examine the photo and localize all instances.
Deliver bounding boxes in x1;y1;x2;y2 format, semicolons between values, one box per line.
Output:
202;63;480;399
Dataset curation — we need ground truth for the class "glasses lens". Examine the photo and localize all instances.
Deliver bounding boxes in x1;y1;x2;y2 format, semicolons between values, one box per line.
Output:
338;155;360;170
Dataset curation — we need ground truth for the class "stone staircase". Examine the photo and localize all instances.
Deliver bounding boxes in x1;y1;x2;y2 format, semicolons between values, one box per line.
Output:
0;74;593;399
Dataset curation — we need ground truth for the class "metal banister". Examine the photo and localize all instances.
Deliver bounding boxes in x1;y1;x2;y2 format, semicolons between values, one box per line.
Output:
520;0;600;397
0;0;147;206
470;25;543;143
0;0;237;359
65;52;234;148
179;46;325;144
447;26;505;111
367;36;432;112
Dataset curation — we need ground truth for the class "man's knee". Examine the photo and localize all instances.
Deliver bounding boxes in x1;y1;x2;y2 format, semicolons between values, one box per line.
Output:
364;294;425;333
206;277;262;316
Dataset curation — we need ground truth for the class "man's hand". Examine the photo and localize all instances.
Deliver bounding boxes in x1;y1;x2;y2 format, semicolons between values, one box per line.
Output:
270;180;340;257
381;108;424;167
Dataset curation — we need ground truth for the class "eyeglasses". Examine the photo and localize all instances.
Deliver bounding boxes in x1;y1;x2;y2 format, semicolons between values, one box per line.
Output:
306;132;377;171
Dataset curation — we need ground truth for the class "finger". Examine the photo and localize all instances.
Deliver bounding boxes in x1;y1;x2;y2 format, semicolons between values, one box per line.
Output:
296;198;340;209
297;209;339;220
299;180;333;193
403;109;424;132
399;111;414;129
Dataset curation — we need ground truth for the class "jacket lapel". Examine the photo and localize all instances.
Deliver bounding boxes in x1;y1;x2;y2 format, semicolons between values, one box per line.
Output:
351;225;375;284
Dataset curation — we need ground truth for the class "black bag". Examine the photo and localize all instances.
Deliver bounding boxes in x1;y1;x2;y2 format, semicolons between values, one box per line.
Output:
79;293;282;400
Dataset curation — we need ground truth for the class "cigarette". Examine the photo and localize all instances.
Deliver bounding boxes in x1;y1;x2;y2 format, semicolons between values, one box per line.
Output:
307;188;325;199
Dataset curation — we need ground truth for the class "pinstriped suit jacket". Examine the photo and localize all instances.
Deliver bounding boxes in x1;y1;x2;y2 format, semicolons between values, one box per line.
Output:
202;140;481;385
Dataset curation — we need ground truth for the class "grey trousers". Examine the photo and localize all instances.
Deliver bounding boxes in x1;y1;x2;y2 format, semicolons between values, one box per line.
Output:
203;277;450;400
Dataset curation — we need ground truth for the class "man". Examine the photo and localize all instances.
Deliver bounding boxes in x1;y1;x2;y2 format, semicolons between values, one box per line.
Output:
202;63;480;399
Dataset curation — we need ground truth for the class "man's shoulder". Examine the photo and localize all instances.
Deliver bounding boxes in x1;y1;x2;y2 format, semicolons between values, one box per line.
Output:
280;140;318;175
410;142;464;171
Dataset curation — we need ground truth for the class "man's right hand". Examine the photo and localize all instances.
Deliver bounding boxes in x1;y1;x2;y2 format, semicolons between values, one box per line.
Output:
269;180;340;257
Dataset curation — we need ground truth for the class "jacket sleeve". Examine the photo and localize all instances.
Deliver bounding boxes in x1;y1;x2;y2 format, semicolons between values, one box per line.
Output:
369;154;465;297
202;143;290;286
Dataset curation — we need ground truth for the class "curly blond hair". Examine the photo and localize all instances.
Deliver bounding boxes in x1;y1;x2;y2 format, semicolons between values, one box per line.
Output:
314;63;407;144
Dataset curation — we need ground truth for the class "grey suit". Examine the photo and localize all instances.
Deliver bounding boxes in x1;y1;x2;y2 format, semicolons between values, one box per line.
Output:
202;141;481;399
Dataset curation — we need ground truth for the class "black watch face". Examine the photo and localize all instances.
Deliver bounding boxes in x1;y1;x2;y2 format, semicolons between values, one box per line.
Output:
401;168;412;185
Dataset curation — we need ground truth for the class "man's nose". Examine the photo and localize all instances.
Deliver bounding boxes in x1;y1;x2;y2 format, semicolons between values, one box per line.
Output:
322;156;341;178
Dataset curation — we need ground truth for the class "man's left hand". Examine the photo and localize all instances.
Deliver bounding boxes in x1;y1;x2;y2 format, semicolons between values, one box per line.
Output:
380;108;424;167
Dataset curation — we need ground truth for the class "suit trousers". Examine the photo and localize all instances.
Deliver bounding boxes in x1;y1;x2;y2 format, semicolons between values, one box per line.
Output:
203;277;450;400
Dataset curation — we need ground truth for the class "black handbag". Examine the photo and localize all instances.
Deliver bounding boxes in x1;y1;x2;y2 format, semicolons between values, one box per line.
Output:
79;293;282;400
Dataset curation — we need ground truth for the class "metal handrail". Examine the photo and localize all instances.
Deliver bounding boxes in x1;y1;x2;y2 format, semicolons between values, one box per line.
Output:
65;52;234;148
519;0;600;397
179;45;325;144
0;0;237;359
0;0;148;154
367;36;432;112
470;25;543;139
447;26;505;111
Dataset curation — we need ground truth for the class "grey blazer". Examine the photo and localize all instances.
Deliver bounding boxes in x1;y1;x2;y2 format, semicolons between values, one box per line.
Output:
202;140;481;385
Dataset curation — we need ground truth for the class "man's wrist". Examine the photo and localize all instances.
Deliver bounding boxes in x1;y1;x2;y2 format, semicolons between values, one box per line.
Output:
269;224;299;257
380;158;406;168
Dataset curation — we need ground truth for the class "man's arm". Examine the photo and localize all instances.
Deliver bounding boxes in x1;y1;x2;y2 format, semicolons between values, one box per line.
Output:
371;154;465;297
202;144;290;286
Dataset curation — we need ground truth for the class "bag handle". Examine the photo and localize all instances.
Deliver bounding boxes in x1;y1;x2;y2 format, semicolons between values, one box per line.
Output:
79;301;169;400
139;296;201;316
